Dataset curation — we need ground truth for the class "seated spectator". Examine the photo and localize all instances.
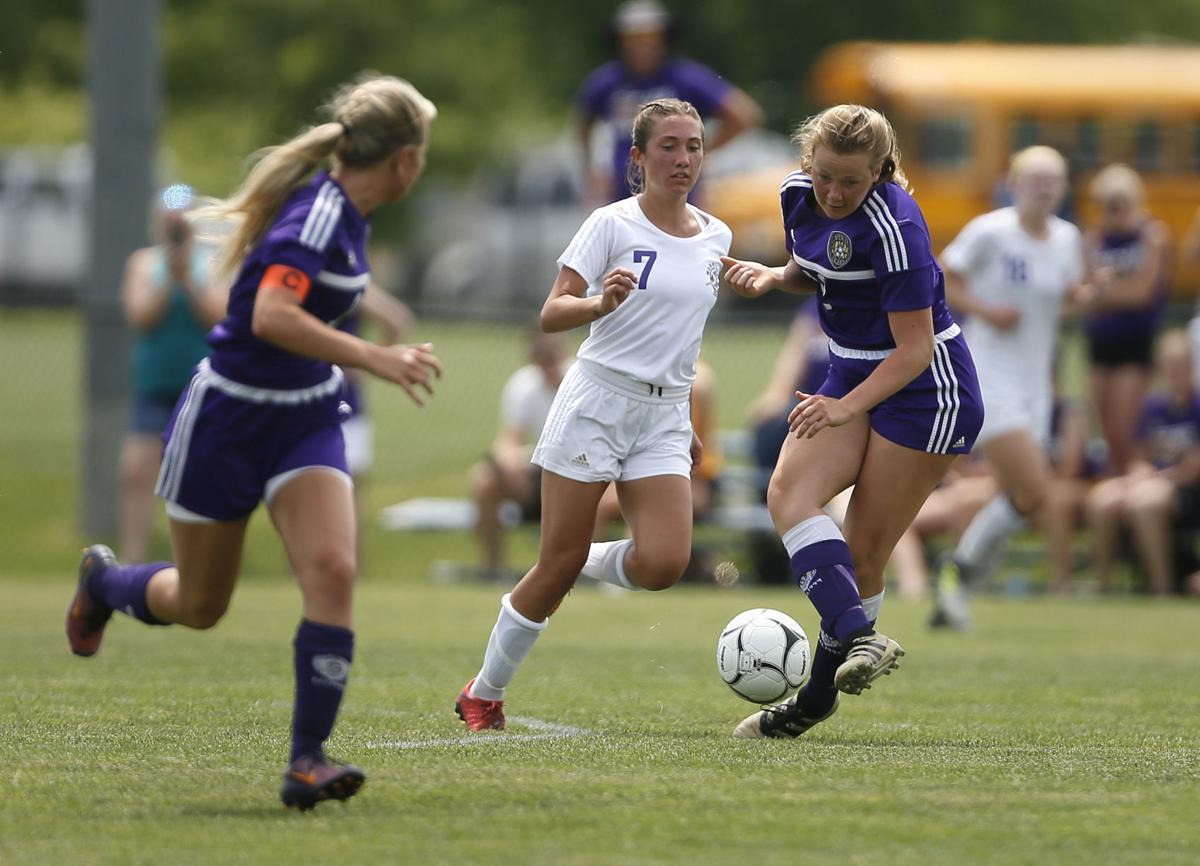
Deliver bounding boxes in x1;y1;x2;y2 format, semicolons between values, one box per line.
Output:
469;330;623;582
1086;330;1200;594
1042;395;1104;593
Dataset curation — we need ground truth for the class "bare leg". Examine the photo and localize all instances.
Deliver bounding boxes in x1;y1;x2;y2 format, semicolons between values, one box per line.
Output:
1124;476;1176;595
616;474;693;590
144;517;249;628
1086;477;1129;594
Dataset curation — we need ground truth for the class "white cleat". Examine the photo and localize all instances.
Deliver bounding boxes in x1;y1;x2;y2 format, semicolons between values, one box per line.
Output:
834;631;904;695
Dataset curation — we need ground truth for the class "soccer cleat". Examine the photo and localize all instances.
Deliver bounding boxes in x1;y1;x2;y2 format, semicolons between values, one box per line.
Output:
454;678;505;731
930;558;973;631
834;630;905;695
732;692;839;739
280;752;366;811
66;544;117;657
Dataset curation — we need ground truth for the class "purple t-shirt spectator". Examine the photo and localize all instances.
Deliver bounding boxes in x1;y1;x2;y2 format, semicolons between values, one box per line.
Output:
1137;392;1200;469
578;57;731;201
1086;225;1166;347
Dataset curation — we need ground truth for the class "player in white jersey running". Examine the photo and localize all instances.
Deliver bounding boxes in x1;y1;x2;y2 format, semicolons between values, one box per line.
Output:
454;98;732;731
931;146;1091;628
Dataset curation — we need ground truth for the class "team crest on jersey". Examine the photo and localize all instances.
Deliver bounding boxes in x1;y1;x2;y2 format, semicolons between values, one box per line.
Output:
826;230;852;269
706;260;721;297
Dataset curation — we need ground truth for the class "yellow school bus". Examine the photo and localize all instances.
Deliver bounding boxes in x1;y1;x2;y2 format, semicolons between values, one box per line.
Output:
711;42;1200;297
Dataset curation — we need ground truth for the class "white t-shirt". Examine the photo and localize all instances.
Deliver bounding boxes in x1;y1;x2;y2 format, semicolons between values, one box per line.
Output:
941;207;1083;397
557;196;732;388
499;364;560;440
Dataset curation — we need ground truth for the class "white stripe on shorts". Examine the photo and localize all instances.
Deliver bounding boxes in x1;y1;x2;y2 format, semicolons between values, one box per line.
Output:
828;323;961;361
926;341;962;454
156;376;210;503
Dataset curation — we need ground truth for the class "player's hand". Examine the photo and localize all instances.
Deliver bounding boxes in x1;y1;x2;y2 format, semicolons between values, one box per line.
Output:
368;341;442;406
788;391;854;438
689;432;703;473
597;268;636;316
720;256;778;298
984;304;1022;331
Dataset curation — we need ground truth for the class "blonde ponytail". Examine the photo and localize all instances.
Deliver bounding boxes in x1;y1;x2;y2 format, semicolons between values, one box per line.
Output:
199;72;436;277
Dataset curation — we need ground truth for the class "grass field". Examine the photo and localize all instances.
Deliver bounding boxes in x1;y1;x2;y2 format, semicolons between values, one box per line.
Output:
3;580;1198;865
2;310;1197;864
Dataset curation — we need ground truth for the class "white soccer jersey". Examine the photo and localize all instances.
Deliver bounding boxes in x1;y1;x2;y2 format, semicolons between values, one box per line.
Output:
557;197;732;389
941;207;1083;399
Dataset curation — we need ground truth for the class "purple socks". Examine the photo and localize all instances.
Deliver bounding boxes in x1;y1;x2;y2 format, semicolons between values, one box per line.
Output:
89;561;170;625
290;619;354;762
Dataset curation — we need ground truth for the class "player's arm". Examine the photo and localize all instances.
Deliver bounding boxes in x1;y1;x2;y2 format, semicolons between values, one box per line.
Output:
942;265;1020;331
251;264;441;404
721;257;818;298
540;264;635;332
1092;222;1169;309
789;307;934;439
121;248;171;331
707;88;764;151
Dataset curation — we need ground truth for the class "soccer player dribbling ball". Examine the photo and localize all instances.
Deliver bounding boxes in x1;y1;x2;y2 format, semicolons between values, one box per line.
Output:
721;104;985;739
66;73;441;809
454;99;733;731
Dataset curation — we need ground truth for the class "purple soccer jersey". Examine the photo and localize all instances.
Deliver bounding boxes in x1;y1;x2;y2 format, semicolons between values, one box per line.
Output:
578;57;731;201
208;171;370;389
1086;224;1166;347
780;172;983;455
1137;393;1200;470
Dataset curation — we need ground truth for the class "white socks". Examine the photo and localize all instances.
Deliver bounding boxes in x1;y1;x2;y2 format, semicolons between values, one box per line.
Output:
470;593;548;701
954;495;1026;574
862;590;884;625
580;539;639;591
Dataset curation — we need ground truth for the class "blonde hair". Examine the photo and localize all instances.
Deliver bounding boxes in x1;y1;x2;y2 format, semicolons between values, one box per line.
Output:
1090;162;1145;206
625;98;703;195
1008;145;1067;184
792;104;909;190
203;72;436;276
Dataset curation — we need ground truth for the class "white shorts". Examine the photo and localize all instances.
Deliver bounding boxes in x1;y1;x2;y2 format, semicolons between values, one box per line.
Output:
975;382;1051;448
341;414;374;475
532;359;693;483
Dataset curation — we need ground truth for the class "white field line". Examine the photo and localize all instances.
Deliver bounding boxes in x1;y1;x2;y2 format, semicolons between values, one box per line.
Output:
364;716;595;751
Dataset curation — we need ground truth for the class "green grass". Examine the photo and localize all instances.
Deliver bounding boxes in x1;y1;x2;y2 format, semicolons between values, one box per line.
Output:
3;310;1197;864
2;579;1198;865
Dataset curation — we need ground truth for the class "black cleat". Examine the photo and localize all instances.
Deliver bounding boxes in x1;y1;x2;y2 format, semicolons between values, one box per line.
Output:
66;544;117;657
732;692;840;739
280;752;366;811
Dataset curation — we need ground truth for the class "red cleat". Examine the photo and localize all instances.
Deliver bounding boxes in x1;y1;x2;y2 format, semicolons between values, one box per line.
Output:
454;678;505;731
280;752;366;811
66;545;116;657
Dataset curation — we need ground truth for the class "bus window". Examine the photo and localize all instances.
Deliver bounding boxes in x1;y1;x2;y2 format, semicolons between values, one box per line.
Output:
920;117;972;169
1012;118;1040;151
1077;119;1101;169
1133;120;1161;172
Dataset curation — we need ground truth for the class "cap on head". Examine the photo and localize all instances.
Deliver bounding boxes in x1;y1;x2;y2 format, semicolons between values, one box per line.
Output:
614;0;669;34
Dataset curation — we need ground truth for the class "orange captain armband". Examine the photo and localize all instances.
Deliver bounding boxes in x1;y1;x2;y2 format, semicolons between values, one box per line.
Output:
259;264;312;302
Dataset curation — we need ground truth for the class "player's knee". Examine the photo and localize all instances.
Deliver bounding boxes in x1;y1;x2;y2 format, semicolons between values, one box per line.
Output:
470;462;500;501
304;549;358;605
632;548;689;591
180;597;230;630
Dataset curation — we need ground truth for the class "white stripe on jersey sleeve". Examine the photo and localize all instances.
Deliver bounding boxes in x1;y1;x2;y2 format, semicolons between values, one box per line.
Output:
868;191;909;270
780;170;812;194
863;197;898;272
300;182;344;253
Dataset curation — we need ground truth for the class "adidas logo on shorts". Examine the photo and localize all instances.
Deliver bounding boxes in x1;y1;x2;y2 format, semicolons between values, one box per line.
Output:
570;453;589;467
952;436;966;449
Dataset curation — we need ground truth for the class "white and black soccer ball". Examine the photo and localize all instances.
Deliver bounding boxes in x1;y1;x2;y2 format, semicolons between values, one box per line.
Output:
716;608;811;704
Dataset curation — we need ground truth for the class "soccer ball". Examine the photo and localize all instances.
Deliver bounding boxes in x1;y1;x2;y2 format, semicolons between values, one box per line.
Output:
716;608;811;704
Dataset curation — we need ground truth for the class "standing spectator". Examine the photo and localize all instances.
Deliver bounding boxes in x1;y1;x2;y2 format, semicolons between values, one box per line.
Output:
119;185;226;562
1042;395;1101;593
1086;331;1200;594
576;0;762;205
1084;163;1171;474
929;146;1089;628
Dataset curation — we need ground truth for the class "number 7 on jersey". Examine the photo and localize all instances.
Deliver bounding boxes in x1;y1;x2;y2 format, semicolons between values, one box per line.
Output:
633;249;657;290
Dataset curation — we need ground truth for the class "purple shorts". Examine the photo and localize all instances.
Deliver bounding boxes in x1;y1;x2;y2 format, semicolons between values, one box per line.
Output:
820;330;984;455
155;359;351;522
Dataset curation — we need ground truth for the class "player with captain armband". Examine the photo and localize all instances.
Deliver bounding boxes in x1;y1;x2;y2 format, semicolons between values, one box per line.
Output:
454;98;733;731
721;104;985;739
